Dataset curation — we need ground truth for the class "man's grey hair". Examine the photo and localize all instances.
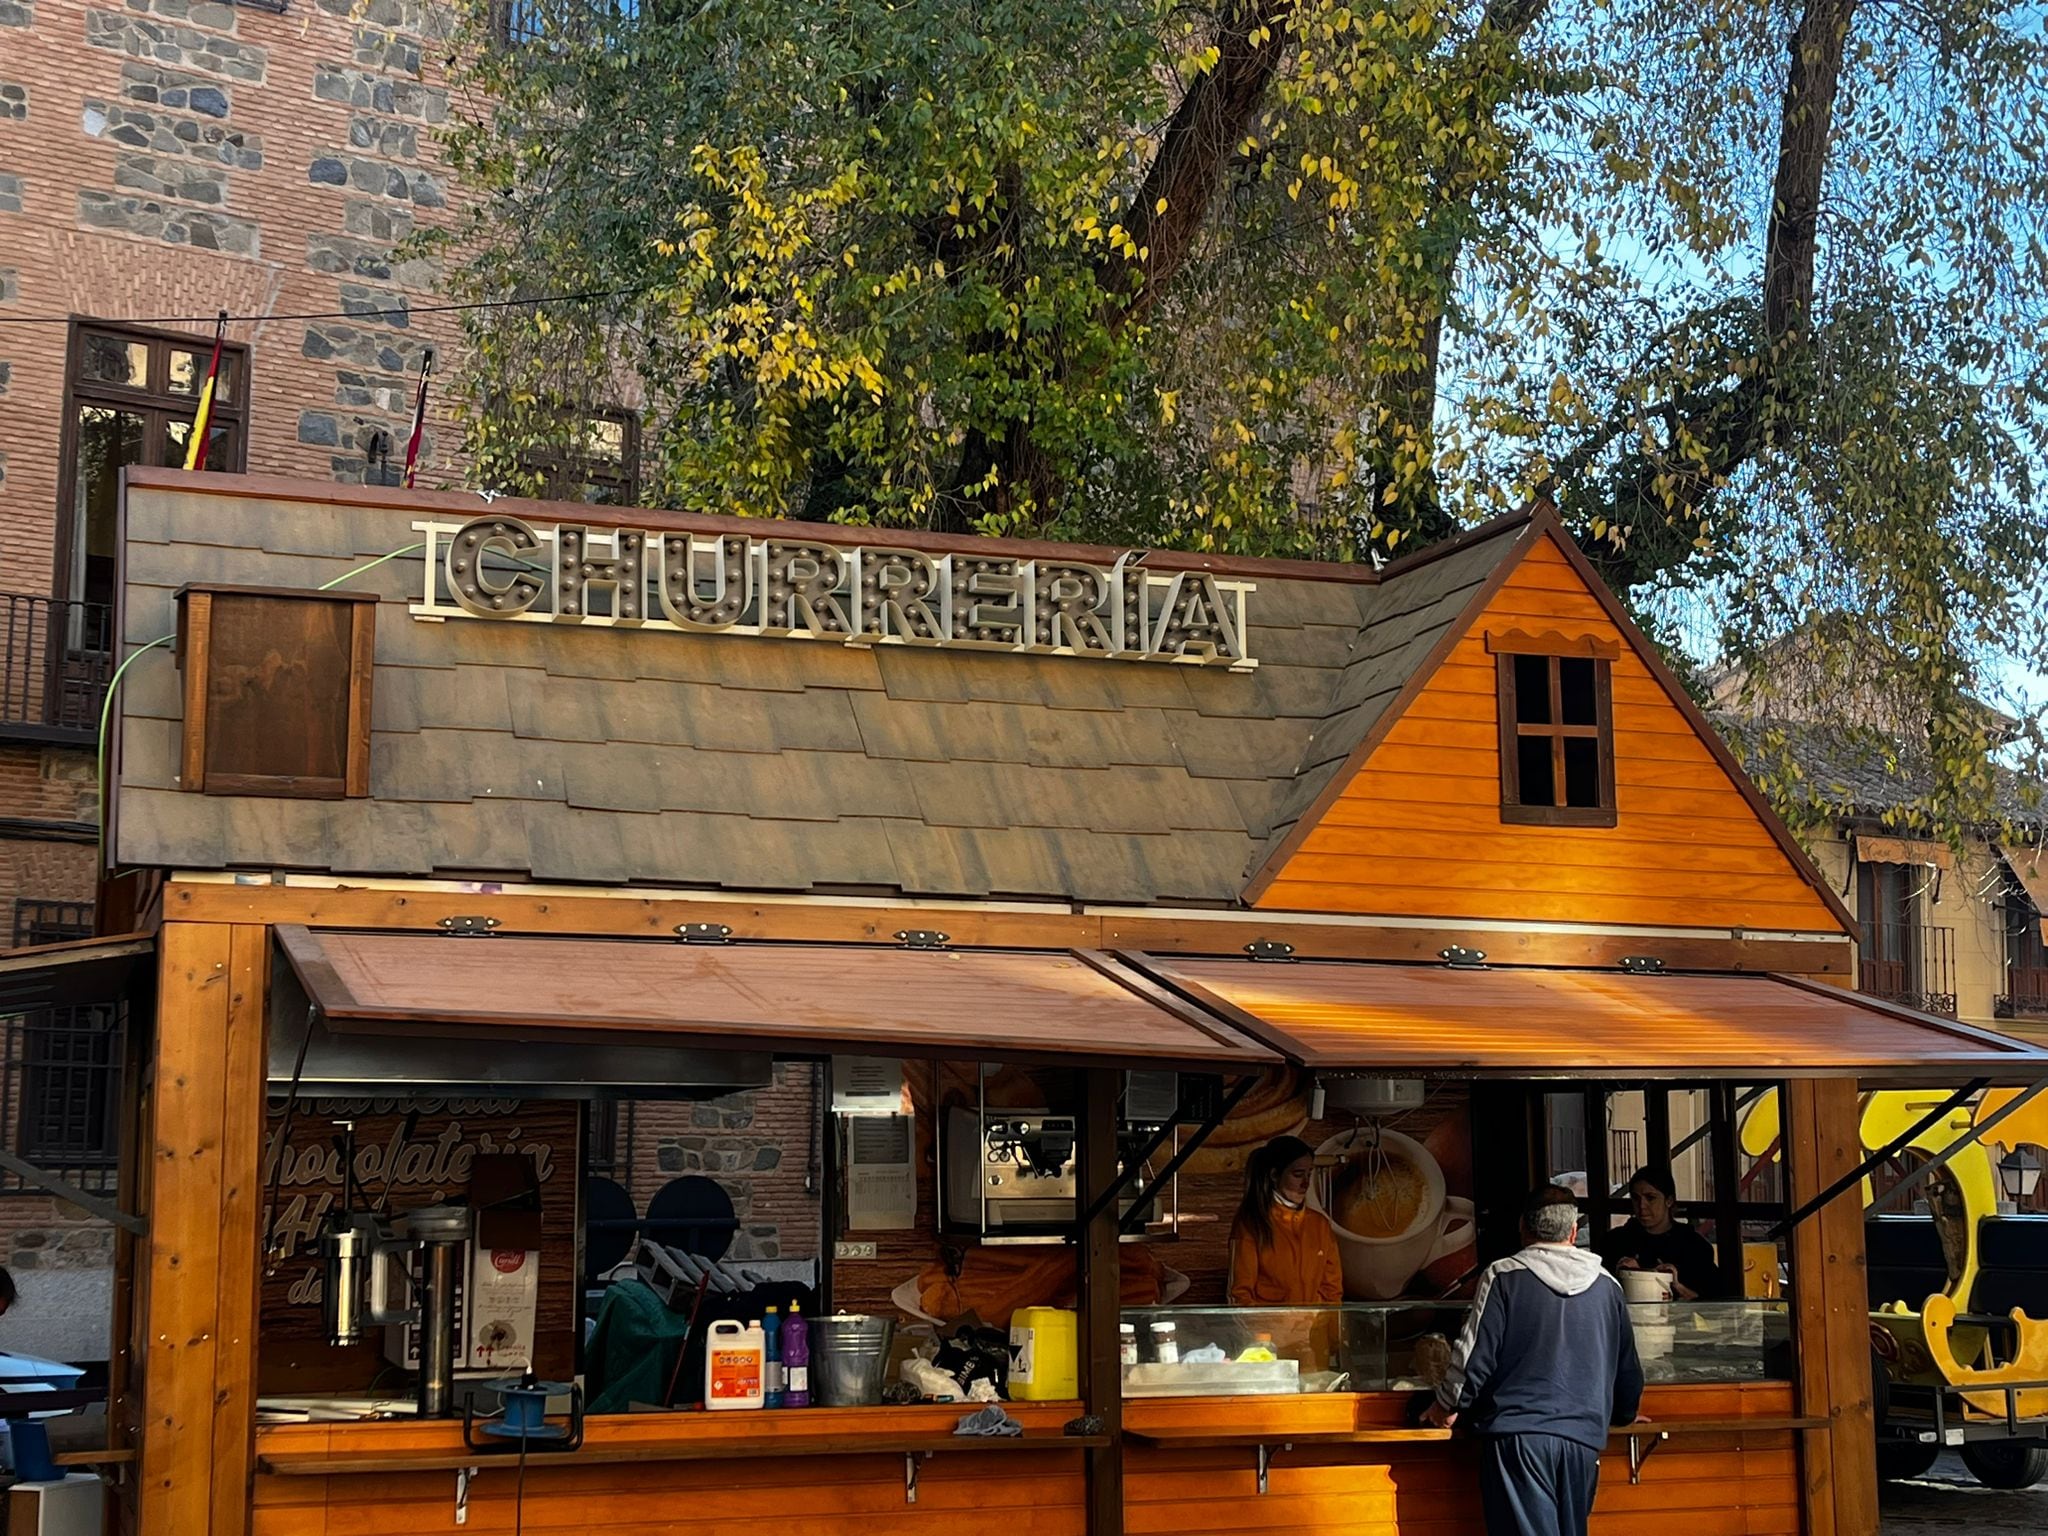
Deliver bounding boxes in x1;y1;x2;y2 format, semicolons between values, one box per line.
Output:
1522;1185;1581;1243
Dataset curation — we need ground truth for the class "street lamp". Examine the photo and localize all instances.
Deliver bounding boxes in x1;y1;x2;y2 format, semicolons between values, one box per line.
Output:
1999;1147;2042;1204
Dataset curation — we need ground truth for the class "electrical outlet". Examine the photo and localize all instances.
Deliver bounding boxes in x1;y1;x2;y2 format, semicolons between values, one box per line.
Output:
834;1240;878;1261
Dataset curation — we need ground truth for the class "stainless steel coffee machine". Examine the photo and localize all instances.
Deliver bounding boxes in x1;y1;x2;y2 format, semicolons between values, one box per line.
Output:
316;1121;473;1418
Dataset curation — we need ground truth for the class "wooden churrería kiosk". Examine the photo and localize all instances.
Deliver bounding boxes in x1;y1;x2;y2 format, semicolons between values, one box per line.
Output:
33;467;2048;1536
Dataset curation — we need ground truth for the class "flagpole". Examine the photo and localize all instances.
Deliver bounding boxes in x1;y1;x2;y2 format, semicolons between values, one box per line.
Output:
401;347;435;489
181;310;228;472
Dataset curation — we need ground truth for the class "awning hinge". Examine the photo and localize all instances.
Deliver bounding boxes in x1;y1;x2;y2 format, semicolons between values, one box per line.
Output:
895;929;950;949
1440;945;1488;970
1618;955;1666;974
1244;939;1296;962
438;916;500;937
675;922;732;944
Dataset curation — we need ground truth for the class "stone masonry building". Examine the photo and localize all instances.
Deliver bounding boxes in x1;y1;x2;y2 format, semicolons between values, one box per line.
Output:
0;0;482;1363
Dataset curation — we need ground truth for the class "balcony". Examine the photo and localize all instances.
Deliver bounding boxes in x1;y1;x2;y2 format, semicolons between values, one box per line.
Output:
0;594;113;748
1859;922;1958;1017
1997;965;2048;1021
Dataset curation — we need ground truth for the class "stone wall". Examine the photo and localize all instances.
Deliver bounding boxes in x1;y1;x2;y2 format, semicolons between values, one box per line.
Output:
0;0;482;1310
612;1064;824;1264
0;0;471;571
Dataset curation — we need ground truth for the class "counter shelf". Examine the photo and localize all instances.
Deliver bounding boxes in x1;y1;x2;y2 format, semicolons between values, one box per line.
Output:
1121;1299;1794;1397
254;1400;1102;1515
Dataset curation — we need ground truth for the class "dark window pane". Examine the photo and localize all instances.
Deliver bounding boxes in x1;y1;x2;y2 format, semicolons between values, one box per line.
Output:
163;417;234;471
1517;735;1555;805
1513;654;1552;724
73;405;147;609
1559;657;1598;725
1564;736;1602;807
81;335;149;388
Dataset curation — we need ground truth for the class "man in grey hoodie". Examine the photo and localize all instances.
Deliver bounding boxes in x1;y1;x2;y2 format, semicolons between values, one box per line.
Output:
1421;1185;1644;1536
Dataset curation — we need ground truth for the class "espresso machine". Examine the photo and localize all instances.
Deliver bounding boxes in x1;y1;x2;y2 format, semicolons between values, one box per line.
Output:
316;1122;474;1418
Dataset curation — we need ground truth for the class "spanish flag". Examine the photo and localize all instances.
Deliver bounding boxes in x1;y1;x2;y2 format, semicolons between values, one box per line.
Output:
181;310;228;472
401;347;434;489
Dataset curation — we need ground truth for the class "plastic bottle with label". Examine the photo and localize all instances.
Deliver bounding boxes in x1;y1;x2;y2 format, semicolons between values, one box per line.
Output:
783;1302;811;1407
704;1319;766;1410
762;1306;785;1407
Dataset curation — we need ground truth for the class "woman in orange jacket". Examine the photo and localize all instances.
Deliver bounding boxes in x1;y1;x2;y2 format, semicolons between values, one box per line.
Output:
1228;1136;1345;1305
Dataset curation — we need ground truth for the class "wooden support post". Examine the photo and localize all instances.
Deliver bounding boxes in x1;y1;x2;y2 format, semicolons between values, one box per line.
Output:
1787;1078;1880;1536
139;922;268;1536
1076;1068;1124;1536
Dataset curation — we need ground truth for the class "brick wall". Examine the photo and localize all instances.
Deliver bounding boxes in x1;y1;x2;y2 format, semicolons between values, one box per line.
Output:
0;0;471;576
0;0;480;1304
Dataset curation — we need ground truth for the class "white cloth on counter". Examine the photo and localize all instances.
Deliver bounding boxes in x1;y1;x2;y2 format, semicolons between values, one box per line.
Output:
901;1359;965;1401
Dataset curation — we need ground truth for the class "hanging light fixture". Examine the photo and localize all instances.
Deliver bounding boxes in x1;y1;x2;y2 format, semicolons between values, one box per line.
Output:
1999;1146;2042;1203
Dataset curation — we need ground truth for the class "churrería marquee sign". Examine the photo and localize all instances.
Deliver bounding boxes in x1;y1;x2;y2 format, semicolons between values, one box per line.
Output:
411;515;1256;669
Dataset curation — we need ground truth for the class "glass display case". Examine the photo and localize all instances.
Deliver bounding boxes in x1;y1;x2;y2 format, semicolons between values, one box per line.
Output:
1120;1301;1793;1396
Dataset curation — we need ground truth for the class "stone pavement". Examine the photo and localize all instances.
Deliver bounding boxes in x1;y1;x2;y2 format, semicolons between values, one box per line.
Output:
1881;1452;2048;1532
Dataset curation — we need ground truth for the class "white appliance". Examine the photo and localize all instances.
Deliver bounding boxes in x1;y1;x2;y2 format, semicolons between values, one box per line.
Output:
833;1056;910;1116
7;1476;103;1536
844;1113;917;1230
1323;1077;1427;1115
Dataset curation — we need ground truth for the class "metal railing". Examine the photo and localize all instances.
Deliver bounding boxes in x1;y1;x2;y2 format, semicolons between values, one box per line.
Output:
1997;965;2048;1021
0;1001;126;1196
1860;922;1958;1016
0;594;113;745
1609;1129;1640;1186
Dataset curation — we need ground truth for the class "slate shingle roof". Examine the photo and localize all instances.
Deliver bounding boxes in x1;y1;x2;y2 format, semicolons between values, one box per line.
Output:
113;483;1529;903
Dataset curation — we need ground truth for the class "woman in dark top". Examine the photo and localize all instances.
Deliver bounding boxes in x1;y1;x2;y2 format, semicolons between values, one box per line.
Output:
1600;1165;1724;1300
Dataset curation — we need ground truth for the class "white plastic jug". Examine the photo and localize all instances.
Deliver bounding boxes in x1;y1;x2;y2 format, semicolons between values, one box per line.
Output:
704;1318;766;1410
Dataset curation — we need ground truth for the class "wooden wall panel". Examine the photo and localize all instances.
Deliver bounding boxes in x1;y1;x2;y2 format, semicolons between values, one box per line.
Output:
1786;1078;1880;1536
139;922;271;1536
250;1408;1089;1536
1256;536;1844;933
1126;1386;1803;1536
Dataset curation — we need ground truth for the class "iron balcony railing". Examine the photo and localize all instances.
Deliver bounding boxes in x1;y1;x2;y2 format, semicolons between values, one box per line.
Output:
1996;965;2048;1021
0;594;113;746
1860;921;1958;1017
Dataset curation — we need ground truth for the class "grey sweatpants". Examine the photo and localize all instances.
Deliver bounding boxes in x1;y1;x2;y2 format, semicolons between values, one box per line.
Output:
1479;1432;1601;1536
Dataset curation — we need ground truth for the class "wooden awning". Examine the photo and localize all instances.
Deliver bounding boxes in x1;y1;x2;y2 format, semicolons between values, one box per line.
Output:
0;933;154;1014
1129;954;2048;1082
275;927;1278;1071
1853;832;1953;871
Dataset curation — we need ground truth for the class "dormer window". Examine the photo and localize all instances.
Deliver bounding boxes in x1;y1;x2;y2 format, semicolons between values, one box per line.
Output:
1490;632;1618;827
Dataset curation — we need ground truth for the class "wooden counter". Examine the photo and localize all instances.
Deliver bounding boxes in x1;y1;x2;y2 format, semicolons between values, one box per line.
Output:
250;1384;1810;1535
253;1401;1093;1535
1123;1382;1807;1536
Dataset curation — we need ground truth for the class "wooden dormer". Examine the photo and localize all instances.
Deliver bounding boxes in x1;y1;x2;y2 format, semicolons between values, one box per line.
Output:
1243;515;1854;936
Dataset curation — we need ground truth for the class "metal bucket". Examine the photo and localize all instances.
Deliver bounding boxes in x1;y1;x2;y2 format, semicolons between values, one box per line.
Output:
813;1314;896;1407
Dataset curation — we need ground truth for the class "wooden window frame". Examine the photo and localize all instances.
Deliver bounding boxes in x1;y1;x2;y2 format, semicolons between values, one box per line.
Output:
1490;632;1619;828
175;584;377;799
513;407;642;506
56;318;250;606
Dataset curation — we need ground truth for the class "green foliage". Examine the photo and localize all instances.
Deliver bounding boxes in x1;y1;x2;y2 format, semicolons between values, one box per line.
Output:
430;0;2048;846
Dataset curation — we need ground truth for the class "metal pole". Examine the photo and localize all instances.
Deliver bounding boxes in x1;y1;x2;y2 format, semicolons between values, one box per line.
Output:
1766;1078;1986;1240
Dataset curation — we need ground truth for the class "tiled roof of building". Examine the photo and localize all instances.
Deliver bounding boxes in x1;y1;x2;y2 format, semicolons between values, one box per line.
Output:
114;482;1532;904
1713;713;2046;832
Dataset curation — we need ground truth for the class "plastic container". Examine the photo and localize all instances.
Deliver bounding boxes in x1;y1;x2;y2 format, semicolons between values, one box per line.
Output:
1119;1323;1138;1366
703;1319;766;1410
784;1303;811;1407
813;1314;896;1407
1008;1306;1079;1400
762;1306;785;1408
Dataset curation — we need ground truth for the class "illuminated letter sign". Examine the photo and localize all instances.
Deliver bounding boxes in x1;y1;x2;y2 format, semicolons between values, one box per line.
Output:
413;516;1255;670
